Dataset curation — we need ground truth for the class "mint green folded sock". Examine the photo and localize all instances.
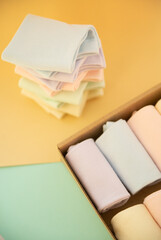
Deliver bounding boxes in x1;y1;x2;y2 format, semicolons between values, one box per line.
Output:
19;78;88;105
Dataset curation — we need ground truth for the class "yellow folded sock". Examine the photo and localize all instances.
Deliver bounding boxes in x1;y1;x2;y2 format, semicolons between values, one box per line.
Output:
21;89;65;119
59;91;88;117
111;204;161;240
87;88;104;100
155;99;161;114
21;88;104;118
59;88;104;117
21;89;87;118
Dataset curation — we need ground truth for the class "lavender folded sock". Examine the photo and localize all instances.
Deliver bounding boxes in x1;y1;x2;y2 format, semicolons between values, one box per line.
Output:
66;138;130;213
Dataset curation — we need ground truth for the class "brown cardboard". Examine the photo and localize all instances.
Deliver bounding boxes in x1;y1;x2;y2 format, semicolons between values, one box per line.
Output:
58;83;161;239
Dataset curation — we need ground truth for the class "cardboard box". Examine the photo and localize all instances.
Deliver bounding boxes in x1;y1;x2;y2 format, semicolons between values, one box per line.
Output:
58;83;161;239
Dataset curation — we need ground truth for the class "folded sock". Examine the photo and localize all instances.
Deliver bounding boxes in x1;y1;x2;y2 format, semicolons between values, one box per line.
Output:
128;105;161;171
23;48;105;83
66;139;130;213
62;69;104;92
15;65;63;92
87;88;104;100
144;190;161;228
15;65;104;94
85;79;105;91
21;89;87;118
21;89;65;119
84;69;104;82
155;99;161;114
25;57;86;82
59;91;88;117
19;77;88;105
2;14;105;73
111;204;161;240
21;88;104;118
96;119;161;194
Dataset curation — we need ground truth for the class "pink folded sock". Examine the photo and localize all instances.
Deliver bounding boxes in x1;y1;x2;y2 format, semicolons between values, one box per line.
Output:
144;190;161;228
66;138;130;213
128;105;161;171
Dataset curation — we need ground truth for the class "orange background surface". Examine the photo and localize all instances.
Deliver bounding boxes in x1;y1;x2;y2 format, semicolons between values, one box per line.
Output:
1;0;161;167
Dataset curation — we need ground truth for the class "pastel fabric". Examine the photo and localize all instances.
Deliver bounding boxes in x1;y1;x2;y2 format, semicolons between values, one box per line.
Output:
86;80;105;91
66;138;130;213
96;120;161;194
21;89;65;119
59;87;104;116
22;48;105;83
128;105;161;171
0;162;113;240
2;14;106;119
19;77;105;105
111;204;161;240
15;65;63;93
155;99;161;114
144;190;161;228
87;88;104;100
19;78;88;106
21;88;104;118
21;90;88;118
2;14;105;73
15;66;104;94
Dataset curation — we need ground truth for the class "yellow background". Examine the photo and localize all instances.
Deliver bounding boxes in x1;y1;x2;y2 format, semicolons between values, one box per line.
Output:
1;0;161;167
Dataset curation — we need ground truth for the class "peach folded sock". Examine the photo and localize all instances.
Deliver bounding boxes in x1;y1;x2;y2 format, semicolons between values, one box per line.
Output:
155;99;161;114
15;65;104;95
144;190;161;228
84;69;104;81
66;139;130;213
96;120;161;194
15;65;63;94
111;204;161;240
128;105;161;171
62;69;104;91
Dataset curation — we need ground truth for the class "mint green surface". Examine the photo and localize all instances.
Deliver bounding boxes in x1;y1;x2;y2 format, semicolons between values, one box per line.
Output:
0;162;113;240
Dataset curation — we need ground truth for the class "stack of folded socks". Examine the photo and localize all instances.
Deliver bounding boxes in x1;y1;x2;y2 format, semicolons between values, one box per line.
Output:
2;14;106;119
